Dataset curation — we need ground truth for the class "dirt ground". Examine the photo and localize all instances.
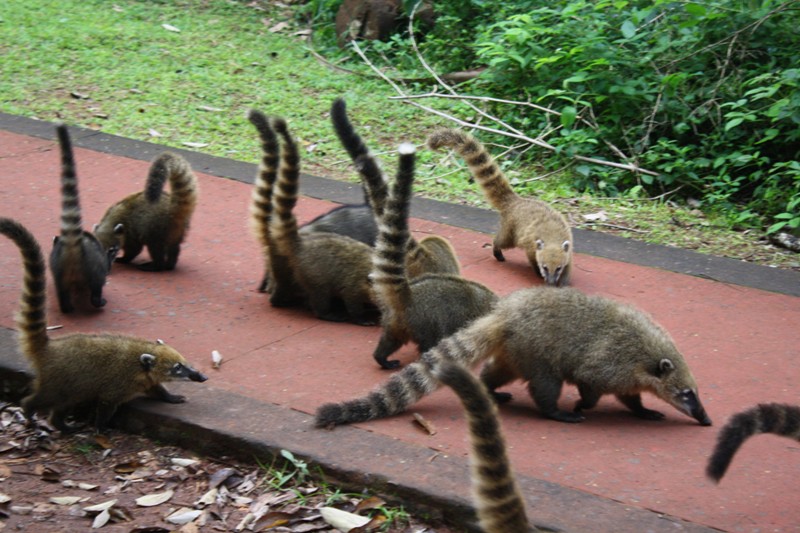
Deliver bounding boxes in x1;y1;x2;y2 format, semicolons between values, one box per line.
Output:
0;406;458;533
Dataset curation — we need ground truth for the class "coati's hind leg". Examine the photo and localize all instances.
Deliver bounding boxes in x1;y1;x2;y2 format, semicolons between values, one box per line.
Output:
373;332;405;369
480;358;519;404
147;383;186;404
164;243;181;271
343;297;378;327
529;375;585;423
139;241;168;271
307;292;349;323
492;220;514;262
55;284;75;314
617;393;665;420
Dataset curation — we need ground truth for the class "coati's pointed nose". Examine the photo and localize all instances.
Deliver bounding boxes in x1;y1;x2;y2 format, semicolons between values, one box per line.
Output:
693;406;712;426
192;371;209;383
678;389;712;426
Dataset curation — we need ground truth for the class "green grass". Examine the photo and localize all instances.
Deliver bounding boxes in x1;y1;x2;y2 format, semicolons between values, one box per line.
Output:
1;0;797;270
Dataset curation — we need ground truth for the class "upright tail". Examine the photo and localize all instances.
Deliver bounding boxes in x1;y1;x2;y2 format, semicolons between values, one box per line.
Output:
433;359;530;533
314;311;500;427
0;218;49;360
330;98;388;216
55;124;83;247
146;152;198;217
427;129;517;211
270;117;301;255
247;110;280;257
707;403;800;482
369;143;417;316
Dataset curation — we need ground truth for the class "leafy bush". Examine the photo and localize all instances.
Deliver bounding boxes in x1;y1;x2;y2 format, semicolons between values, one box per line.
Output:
307;0;800;231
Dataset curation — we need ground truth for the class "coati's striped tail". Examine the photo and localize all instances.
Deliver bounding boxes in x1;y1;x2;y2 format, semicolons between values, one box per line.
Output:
369;143;417;316
248;110;279;254
0;218;49;359
330;98;388;216
314;314;498;427
707;403;800;482
433;359;530;533
55;124;82;246
145;153;198;215
427;129;516;211
270;118;301;253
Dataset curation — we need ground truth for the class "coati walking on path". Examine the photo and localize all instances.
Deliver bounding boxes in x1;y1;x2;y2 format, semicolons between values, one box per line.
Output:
707;403;800;482
434;359;533;532
49;124;119;313
254;111;378;324
368;143;496;369
332;98;461;277
0;217;207;431
93;152;198;271
315;286;712;427
428;129;573;286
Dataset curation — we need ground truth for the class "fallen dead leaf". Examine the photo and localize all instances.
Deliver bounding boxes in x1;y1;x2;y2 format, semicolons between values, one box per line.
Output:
268;21;289;33
320;506;371;531
165;507;202;525
162;23;181;32
412;413;437;436
136;489;174;507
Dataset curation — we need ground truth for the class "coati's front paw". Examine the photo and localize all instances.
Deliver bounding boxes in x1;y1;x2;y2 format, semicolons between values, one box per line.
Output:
492;247;506;262
491;391;513;404
162;393;187;404
549;410;585;423
378;359;401;370
632;407;665;421
91;297;107;308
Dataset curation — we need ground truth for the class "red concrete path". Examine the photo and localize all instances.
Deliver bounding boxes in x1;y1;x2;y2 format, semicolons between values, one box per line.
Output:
1;129;799;532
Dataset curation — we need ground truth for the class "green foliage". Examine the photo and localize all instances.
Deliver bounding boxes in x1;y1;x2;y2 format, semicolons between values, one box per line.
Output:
309;0;800;231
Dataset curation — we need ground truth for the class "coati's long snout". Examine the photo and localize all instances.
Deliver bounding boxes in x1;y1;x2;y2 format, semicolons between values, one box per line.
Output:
172;363;208;382
672;388;712;426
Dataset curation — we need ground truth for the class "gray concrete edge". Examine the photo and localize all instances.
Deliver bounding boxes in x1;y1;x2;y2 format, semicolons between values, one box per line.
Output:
0;329;719;532
1;111;798;297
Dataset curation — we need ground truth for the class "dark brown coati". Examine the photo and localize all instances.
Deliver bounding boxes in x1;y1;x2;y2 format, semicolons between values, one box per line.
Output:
264;114;378;325
428;129;573;286
368;143;497;369
433;359;532;533
707;403;800;482
315;286;712;427
93;151;198;271
332;98;461;277
0;217;207;431
49;124;120;313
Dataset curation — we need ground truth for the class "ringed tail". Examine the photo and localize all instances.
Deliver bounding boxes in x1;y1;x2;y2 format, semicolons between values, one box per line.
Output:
427;129;516;210
707;403;800;482
248;109;280;252
0;218;49;359
330;98;388;216
433;359;530;533
270;117;301;250
55;124;83;246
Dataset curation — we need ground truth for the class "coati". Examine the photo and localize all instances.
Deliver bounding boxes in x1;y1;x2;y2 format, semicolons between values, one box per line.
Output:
368;143;497;369
49;124;119;313
428;129;573;286
707;403;800;483
257;112;378;325
0;217;207;431
332;98;461;277
433;359;532;533
93;151;198;271
315;286;712;427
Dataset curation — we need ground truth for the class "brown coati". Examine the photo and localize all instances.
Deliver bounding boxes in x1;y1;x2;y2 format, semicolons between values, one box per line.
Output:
93;151;198;271
428;129;573;286
0;217;207;431
368;143;497;369
264;113;378;325
315;286;712;427
433;359;532;533
707;403;800;483
332;97;461;277
49;124;120;313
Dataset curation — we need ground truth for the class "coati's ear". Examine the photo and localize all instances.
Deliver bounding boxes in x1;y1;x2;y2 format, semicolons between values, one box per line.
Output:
156;338;165;345
655;358;675;378
562;240;570;252
140;353;156;371
536;239;544;250
113;223;124;234
53;236;60;244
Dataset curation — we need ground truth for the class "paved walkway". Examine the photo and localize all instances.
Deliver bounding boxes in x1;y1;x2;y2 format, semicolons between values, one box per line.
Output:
1;114;798;532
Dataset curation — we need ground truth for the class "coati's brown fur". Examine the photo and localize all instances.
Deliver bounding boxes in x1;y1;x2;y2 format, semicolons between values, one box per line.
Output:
315;287;711;427
94;152;198;271
331;98;461;278
433;359;532;533
257;113;378;324
428;129;573;286
49;124;120;313
0;217;207;431
707;403;800;483
369;143;497;369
